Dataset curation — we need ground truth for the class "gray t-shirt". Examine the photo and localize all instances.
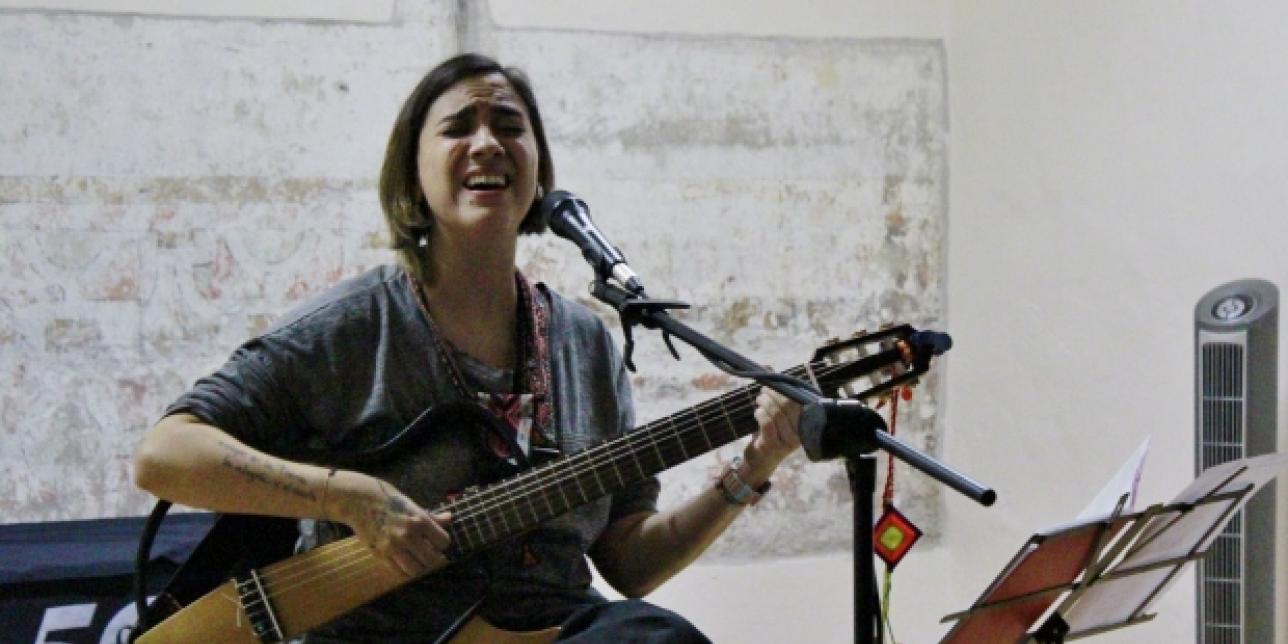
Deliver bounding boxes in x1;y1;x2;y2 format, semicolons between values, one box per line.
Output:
167;265;659;640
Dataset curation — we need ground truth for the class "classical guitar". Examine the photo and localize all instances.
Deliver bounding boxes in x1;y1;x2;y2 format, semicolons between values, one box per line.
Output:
135;325;941;643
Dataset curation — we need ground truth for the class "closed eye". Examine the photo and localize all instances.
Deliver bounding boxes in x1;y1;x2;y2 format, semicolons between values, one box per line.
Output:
495;122;526;136
439;118;470;137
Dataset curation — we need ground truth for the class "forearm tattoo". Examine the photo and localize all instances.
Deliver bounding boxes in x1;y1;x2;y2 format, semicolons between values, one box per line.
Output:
371;480;412;533
217;440;317;502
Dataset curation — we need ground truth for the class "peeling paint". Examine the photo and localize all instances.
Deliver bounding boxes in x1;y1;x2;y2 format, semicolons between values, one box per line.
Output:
886;206;908;239
44;318;102;351
194;238;236;300
715;297;757;336
691;371;735;392
246;313;274;337
0;176;369;207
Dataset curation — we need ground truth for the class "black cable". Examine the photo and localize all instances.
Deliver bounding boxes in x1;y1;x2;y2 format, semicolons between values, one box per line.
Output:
129;499;172;641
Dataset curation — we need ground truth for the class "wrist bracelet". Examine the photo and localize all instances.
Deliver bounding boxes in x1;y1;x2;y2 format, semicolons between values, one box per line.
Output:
715;456;771;506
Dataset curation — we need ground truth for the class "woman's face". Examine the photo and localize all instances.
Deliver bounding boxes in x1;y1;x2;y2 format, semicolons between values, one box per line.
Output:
417;73;540;240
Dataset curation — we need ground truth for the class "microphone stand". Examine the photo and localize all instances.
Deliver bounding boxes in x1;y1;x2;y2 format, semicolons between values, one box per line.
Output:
590;280;996;644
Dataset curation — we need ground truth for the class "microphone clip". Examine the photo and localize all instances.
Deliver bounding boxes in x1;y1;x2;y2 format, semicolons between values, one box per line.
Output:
800;399;888;462
589;280;690;372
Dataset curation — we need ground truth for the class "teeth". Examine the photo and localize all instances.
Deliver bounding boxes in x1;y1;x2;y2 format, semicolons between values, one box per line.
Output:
465;175;506;189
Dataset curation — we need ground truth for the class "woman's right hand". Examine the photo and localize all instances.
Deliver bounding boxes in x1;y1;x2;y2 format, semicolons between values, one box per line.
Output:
326;470;454;579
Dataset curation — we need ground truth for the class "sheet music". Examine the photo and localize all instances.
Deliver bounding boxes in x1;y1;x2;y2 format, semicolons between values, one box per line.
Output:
940;439;1151;642
1061;451;1288;634
1075;436;1150;521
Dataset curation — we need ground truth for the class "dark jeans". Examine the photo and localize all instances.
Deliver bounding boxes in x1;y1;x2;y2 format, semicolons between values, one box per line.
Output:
557;599;711;643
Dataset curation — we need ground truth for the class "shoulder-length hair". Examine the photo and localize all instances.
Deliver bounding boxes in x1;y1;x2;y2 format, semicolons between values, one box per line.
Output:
379;53;554;284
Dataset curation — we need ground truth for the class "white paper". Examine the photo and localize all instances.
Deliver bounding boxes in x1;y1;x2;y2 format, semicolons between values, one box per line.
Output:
1075;436;1151;521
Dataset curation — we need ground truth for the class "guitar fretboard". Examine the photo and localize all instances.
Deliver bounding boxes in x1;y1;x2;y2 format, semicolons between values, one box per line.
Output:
441;364;808;555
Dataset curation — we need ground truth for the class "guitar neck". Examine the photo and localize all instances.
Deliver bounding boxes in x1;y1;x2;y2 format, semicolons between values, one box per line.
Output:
442;363;806;556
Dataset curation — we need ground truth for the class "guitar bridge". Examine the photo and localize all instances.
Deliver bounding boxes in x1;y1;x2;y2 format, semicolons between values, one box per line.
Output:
234;568;285;643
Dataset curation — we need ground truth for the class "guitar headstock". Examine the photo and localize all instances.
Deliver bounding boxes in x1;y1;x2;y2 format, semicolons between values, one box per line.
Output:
809;324;949;403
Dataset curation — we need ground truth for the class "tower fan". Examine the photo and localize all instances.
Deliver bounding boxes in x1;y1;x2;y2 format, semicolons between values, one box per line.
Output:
1194;278;1281;644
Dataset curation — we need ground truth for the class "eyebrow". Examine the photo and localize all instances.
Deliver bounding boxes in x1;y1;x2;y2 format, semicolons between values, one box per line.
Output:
440;102;527;123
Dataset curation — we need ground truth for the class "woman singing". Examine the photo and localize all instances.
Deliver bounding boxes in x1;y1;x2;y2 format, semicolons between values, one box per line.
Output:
134;53;800;642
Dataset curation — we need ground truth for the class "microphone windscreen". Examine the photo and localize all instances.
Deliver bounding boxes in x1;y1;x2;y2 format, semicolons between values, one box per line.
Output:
539;189;577;232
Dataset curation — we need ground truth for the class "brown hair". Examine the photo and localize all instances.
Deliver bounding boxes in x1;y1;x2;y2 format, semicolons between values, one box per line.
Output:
378;53;554;283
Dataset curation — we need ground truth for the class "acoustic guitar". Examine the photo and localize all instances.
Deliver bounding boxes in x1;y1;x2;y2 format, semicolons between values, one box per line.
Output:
135;325;939;643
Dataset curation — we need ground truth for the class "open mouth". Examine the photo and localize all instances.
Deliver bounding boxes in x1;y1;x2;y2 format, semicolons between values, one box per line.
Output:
462;174;510;191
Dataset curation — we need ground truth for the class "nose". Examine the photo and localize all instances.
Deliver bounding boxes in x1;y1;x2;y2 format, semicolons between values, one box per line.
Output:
468;124;503;159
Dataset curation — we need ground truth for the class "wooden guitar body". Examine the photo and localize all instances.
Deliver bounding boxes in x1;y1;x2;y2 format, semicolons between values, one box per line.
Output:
139;571;558;644
137;403;517;643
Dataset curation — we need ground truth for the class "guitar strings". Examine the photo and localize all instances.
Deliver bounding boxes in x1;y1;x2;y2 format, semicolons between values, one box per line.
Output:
444;385;755;538
244;541;388;616
246;358;860;612
246;379;771;602
243;381;756;608
242;383;767;611
441;362;819;532
254;539;370;590
267;357;828;591
442;350;892;550
446;360;813;522
238;538;371;604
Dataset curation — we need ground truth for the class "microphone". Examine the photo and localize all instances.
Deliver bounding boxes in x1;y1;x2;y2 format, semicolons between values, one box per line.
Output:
540;190;646;294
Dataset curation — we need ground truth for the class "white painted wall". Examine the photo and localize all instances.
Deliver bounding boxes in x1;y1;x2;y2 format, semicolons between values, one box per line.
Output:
945;3;1288;643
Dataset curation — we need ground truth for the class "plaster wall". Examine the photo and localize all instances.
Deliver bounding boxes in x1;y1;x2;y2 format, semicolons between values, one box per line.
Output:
0;0;395;22
1;1;458;522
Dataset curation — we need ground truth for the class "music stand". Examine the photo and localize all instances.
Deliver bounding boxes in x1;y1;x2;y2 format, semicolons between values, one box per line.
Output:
940;452;1288;643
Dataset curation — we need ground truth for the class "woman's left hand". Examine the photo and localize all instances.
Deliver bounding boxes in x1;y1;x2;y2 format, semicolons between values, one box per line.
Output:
749;388;803;467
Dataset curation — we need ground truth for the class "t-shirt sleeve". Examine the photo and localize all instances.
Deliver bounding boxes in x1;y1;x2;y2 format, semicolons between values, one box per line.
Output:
164;337;308;453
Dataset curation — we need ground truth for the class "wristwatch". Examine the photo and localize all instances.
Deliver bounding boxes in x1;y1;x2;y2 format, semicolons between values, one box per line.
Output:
715;456;772;506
